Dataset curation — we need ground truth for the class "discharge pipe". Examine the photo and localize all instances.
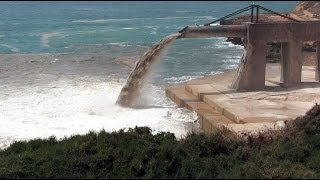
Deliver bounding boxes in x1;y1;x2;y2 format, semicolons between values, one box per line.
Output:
177;25;247;39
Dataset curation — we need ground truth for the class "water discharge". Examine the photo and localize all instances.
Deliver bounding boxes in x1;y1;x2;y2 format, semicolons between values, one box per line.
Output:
116;33;181;107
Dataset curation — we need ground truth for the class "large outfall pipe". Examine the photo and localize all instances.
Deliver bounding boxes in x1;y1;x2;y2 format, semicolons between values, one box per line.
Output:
177;25;247;39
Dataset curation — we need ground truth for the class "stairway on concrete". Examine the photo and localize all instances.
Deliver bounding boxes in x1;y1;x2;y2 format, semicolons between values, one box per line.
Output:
166;64;320;137
166;85;235;134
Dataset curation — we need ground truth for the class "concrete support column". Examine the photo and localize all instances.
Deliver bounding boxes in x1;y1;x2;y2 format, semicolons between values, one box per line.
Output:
315;41;320;81
280;40;303;87
231;40;267;91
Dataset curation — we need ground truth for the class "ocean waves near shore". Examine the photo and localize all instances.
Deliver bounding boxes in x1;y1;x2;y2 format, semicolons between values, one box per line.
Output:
0;53;201;149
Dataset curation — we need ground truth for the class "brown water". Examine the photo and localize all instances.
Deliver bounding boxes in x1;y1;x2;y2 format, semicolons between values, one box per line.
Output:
116;33;181;107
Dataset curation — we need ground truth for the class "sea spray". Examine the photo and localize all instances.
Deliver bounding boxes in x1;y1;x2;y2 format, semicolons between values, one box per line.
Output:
116;33;181;107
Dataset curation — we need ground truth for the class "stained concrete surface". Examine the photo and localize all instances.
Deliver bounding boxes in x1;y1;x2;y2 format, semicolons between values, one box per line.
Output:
166;63;320;137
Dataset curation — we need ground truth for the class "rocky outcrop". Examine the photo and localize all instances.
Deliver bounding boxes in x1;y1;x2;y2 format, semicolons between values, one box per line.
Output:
290;1;320;20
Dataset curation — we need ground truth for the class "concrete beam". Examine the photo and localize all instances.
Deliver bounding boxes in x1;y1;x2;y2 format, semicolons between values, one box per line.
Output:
247;22;320;42
231;40;267;91
280;40;303;87
316;42;320;81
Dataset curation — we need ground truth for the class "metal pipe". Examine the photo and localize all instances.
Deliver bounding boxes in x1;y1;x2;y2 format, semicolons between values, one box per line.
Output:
178;25;247;39
256;6;259;23
251;6;254;22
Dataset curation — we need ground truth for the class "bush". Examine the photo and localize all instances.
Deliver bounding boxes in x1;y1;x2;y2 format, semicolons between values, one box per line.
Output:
1;105;320;178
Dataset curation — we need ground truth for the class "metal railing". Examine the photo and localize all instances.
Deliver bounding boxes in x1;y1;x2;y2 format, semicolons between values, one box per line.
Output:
204;4;299;26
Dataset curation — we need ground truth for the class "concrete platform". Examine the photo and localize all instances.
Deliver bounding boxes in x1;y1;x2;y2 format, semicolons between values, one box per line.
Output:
166;63;320;137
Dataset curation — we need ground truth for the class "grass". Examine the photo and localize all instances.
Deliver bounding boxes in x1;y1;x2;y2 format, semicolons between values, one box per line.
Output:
1;104;320;179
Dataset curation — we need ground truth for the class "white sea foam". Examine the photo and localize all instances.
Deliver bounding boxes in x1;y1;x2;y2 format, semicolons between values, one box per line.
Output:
41;32;60;47
209;23;220;26
156;16;214;20
122;27;139;30
146;26;158;34
226;42;243;49
175;10;194;13
0;44;19;52
72;18;140;23
213;40;244;49
156;16;190;20
108;42;131;47
164;75;202;84
73;16;214;24
72;29;117;35
0;78;199;149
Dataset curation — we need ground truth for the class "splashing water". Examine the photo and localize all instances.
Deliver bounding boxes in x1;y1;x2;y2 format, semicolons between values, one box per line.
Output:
116;33;181;107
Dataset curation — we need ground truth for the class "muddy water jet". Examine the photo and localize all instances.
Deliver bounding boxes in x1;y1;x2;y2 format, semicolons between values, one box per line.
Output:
116;25;247;107
116;33;181;107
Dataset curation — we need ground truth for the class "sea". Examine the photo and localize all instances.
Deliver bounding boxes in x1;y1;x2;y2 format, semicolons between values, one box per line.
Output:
0;1;298;148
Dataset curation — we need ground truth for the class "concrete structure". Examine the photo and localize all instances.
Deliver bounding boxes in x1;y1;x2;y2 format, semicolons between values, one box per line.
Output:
167;21;320;136
178;21;320;91
166;64;320;137
316;42;320;81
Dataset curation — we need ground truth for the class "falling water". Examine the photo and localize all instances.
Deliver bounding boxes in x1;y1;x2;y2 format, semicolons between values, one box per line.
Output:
116;33;181;107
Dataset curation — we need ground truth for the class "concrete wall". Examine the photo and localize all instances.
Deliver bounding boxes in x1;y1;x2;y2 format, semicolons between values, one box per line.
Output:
233;21;320;90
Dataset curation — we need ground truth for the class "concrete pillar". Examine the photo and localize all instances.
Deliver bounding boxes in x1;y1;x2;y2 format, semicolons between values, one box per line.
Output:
280;40;303;87
316;42;320;81
231;40;267;91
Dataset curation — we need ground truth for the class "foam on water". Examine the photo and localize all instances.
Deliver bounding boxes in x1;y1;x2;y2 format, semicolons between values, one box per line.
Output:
0;44;20;53
122;28;139;30
0;78;199;149
73;16;215;24
209;23;220;26
72;18;141;23
41;32;60;47
108;42;132;47
164;75;202;84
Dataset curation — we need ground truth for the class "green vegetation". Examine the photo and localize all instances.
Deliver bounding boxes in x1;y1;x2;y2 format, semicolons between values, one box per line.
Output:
1;105;320;179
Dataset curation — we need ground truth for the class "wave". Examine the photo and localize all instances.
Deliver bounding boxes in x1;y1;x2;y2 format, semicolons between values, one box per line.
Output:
66;42;133;50
0;79;198;149
175;10;195;13
41;32;60;47
156;16;190;20
164;75;203;84
73;16;215;24
197;16;215;20
209;22;220;26
224;55;242;59
226;42;243;48
156;16;215;20
122;27;139;30
72;18;141;23
211;41;244;49
0;44;20;52
108;42;132;47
